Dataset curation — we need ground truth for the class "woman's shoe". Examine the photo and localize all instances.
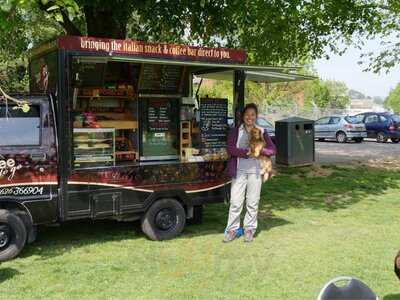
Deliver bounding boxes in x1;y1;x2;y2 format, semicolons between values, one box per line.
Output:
244;229;254;242
223;230;237;243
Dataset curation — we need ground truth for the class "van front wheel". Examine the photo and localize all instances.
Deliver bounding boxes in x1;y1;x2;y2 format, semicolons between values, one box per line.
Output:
141;198;186;241
0;210;27;262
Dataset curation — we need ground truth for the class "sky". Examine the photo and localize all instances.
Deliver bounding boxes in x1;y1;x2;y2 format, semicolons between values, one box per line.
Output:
314;38;399;99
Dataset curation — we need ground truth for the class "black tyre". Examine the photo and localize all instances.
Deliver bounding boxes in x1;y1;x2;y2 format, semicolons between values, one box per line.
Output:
141;198;186;241
377;132;388;143
336;132;347;143
391;138;400;144
354;137;364;143
187;205;203;225
0;210;27;262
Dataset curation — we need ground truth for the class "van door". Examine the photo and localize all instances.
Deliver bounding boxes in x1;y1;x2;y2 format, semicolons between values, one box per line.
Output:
0;97;58;224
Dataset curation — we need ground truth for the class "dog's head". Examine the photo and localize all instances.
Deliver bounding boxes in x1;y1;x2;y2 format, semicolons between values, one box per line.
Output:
249;127;263;141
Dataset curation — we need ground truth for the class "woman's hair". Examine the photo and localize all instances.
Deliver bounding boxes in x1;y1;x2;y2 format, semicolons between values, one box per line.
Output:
241;103;258;123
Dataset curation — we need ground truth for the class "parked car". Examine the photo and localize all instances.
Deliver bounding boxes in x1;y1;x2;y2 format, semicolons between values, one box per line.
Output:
228;115;276;143
256;115;276;142
353;112;400;143
314;115;367;143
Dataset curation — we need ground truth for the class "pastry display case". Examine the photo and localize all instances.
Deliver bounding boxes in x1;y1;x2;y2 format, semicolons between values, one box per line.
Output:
73;128;115;168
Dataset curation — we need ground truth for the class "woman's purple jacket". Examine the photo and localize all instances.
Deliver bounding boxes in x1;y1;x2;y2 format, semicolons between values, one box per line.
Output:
226;126;277;178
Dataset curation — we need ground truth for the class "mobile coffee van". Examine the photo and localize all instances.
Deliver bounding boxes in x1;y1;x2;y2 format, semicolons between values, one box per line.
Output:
0;36;312;261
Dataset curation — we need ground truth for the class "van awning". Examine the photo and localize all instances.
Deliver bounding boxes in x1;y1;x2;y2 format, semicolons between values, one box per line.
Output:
79;55;316;83
195;70;315;83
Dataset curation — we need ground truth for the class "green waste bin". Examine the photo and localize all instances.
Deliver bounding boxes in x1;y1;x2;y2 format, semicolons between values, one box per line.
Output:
275;117;315;166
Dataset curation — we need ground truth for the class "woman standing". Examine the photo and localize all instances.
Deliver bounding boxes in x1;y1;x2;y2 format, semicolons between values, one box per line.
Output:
224;103;276;243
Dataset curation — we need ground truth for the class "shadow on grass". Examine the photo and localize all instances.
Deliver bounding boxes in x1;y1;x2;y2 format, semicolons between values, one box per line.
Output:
20;220;141;261
21;205;291;260
263;165;400;212
383;294;400;300
0;267;20;283
183;202;291;238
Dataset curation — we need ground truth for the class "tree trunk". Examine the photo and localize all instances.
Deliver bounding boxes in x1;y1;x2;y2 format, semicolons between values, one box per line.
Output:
84;5;129;39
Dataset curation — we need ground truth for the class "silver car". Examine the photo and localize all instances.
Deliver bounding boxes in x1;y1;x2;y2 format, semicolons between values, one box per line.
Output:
314;115;367;143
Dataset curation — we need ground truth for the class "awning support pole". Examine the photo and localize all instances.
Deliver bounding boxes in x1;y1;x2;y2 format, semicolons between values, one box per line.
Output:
233;70;245;127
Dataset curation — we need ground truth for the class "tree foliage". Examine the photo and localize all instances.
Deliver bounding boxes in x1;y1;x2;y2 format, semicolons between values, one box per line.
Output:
0;1;387;65
0;0;397;91
384;84;400;113
358;1;400;73
0;2;62;91
304;79;350;109
198;77;350;115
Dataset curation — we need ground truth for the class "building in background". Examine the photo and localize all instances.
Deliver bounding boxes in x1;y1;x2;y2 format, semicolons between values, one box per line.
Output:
348;98;386;115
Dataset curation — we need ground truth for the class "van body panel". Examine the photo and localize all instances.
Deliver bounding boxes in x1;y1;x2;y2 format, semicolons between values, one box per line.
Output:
0;97;59;224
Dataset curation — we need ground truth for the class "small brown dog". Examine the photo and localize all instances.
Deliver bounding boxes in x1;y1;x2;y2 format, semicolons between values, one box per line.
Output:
247;127;273;182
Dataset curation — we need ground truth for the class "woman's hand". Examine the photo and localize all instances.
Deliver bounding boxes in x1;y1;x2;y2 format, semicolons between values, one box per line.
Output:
261;130;277;157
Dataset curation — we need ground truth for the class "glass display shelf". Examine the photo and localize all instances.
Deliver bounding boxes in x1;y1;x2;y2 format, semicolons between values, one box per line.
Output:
73;128;115;168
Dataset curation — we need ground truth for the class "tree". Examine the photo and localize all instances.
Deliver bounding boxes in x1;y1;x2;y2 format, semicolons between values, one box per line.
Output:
357;1;400;73
0;3;62;91
303;79;350;109
0;1;386;65
304;80;332;109
324;80;350;109
0;1;395;92
384;84;400;113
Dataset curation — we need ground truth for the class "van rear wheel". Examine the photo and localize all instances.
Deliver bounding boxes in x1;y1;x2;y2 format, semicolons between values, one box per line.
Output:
141;198;186;241
0;209;27;262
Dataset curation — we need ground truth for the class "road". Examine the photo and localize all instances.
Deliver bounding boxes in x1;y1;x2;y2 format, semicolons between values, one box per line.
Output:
315;139;400;164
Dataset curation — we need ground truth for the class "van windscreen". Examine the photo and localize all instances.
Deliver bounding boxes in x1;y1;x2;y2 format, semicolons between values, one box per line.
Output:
0;105;40;146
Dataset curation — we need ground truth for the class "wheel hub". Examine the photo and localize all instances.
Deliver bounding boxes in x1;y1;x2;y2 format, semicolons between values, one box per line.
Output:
155;208;177;231
0;225;10;249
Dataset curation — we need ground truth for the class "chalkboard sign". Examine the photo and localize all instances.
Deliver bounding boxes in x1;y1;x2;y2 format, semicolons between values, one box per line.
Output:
147;99;171;132
140;64;182;94
141;98;179;159
200;98;228;150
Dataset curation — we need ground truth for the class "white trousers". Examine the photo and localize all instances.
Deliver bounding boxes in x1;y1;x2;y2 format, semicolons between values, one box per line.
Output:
226;171;262;231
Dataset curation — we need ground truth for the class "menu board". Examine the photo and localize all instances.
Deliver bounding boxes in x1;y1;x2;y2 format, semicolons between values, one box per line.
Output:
140;64;182;94
200;98;228;150
147;99;171;132
141;98;179;158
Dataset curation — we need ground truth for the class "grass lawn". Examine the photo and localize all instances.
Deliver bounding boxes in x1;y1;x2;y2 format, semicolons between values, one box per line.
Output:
1;164;400;300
